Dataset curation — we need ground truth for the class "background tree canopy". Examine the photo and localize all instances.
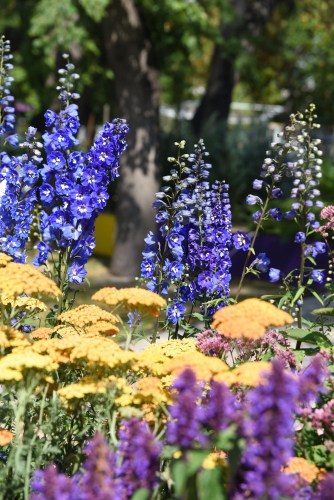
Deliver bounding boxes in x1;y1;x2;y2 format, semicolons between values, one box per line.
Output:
1;0;334;278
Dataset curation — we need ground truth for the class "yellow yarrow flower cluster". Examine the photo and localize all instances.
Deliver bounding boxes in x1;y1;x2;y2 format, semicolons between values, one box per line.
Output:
214;361;272;387
0;262;61;298
136;339;199;375
0;252;12;268
0;326;30;349
92;287;166;317
0;351;58;382
0;294;47;312
57;304;119;336
211;298;294;340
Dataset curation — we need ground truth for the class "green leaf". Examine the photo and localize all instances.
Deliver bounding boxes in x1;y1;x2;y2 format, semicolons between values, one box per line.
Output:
79;0;109;22
161;445;179;460
311;307;334;316
285;328;316;341
172;461;188;496
198;469;226;500
131;489;150;500
187;450;209;475
291;286;305;305
308;287;324;305
192;312;205;321
260;294;282;300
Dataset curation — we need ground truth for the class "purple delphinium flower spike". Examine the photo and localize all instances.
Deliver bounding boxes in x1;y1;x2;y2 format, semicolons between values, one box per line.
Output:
34;56;128;284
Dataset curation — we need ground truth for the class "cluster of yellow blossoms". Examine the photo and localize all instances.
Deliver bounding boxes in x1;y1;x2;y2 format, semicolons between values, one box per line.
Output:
57;304;119;336
284;457;324;483
92;287;166;317
212;298;294;339
0;261;61;298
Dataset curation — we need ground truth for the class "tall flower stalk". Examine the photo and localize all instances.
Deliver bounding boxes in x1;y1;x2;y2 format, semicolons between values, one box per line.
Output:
141;140;232;338
235;106;325;341
32;55;128;315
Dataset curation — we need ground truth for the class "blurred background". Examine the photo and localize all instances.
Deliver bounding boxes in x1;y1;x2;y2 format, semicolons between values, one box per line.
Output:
1;0;334;284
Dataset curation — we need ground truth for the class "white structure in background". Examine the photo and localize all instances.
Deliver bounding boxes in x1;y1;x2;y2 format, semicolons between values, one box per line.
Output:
160;101;285;125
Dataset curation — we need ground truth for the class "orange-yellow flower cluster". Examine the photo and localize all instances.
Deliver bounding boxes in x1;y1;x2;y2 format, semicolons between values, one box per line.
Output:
57;304;119;336
0;351;58;382
214;361;271;387
0;428;13;446
0;263;61;298
0;294;47;312
0;326;30;349
0;252;12;268
284;457;323;483
92;287;166;316
211;298;294;339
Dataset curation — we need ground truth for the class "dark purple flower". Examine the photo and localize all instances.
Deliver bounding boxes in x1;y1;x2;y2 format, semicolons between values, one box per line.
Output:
295;232;306;243
233;231;251;251
30;464;78;500
232;360;299;499
166;302;186;324
310;269;325;284
68;262;87;284
254;252;270;273
269;267;281;282
116;418;161;498
167;369;206;448
269;208;283;221
298;354;328;406
246;194;262;205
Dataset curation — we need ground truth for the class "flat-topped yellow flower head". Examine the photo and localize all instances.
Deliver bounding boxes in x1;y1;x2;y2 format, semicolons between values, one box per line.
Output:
0;253;12;268
0;262;61;298
211;298;294;340
58;304;119;336
92;287;166;317
283;457;323;483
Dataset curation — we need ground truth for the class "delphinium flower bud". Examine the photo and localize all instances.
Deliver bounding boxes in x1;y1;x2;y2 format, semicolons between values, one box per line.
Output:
0;36;17;146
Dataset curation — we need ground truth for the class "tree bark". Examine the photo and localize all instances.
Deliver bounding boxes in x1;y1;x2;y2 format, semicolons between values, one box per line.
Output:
102;0;160;279
192;0;282;136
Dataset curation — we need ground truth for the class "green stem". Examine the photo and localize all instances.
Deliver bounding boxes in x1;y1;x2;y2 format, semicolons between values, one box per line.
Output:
296;241;306;350
235;195;270;301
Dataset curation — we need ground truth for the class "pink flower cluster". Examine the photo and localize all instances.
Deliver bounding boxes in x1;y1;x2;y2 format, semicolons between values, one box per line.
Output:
301;398;334;433
319;205;334;237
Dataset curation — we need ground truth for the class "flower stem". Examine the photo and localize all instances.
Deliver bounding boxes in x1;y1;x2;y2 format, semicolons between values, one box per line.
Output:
235;196;270;301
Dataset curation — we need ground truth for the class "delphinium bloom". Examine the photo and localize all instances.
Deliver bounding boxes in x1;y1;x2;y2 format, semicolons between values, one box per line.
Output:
231;360;300;499
0;39;41;262
0;36;17;145
0;127;43;262
34;55;128;306
141;140;232;332
235;105;325;302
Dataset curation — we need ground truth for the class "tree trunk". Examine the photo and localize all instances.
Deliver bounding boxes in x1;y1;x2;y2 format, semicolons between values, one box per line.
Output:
102;0;160;280
192;0;282;136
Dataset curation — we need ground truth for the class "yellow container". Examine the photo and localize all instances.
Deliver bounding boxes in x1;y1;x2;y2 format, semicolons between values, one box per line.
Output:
93;213;116;257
